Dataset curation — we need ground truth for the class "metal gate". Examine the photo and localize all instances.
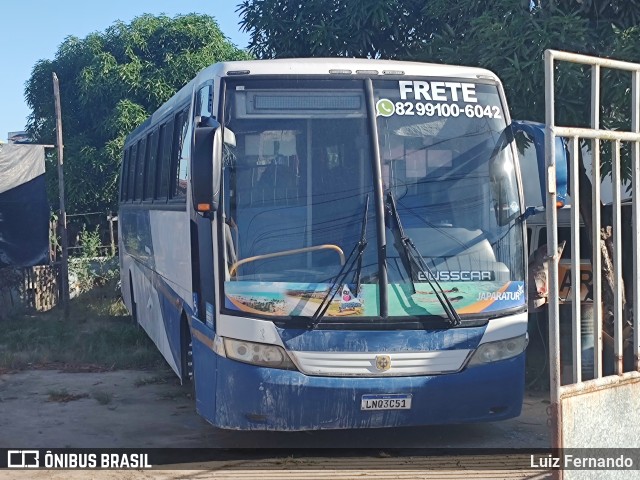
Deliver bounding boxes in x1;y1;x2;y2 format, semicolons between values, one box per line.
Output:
544;50;640;478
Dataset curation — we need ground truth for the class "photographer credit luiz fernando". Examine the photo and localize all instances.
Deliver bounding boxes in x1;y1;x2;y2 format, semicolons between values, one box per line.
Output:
530;453;635;470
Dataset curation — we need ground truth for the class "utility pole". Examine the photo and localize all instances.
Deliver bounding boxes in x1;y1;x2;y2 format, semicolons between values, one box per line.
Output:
53;72;70;318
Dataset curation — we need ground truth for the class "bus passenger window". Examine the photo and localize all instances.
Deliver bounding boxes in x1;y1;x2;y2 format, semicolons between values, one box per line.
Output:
197;85;213;118
121;148;129;201
135;138;146;201
127;144;137;201
144;130;159;200
172;109;189;199
156;120;173;200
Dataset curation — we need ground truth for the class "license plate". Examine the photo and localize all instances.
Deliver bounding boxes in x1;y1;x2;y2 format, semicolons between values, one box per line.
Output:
361;394;412;411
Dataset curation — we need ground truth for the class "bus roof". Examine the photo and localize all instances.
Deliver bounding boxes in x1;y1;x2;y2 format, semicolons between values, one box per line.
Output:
196;57;500;83
127;58;501;143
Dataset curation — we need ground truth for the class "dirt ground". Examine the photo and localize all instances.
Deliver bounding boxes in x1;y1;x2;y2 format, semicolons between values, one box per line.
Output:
0;367;553;479
0;367;550;449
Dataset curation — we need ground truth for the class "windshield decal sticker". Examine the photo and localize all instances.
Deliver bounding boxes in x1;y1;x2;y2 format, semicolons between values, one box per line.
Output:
416;270;495;282
376;98;395;117
339;284;363;314
478;287;523;301
457;282;525;314
224;282;368;317
377;99;502;119
224;281;525;318
376;81;503;119
399;81;478;103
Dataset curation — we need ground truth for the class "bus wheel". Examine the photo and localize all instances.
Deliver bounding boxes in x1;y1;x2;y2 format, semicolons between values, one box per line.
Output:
129;276;138;325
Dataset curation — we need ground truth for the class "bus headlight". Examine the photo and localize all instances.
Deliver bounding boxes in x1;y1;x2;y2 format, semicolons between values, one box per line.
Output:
223;338;297;370
467;334;528;366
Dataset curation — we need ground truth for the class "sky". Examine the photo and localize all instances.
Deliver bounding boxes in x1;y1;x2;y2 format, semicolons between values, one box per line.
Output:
0;0;250;142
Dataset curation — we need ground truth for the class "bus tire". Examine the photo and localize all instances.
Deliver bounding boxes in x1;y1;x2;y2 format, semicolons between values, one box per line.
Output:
129;274;138;325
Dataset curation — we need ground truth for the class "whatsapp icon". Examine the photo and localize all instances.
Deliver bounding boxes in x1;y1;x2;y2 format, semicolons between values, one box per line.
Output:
376;99;395;117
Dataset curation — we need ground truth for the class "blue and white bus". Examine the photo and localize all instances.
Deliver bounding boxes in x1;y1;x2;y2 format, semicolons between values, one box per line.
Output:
119;58;530;430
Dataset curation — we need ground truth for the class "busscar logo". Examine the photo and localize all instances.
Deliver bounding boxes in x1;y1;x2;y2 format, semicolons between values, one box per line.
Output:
416;270;494;282
8;450;40;468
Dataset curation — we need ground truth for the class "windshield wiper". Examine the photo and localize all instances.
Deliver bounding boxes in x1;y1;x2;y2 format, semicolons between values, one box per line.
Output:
310;195;370;329
386;190;462;327
353;195;370;294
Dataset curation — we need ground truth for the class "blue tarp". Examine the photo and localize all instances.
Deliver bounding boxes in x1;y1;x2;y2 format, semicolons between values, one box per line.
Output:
0;144;49;267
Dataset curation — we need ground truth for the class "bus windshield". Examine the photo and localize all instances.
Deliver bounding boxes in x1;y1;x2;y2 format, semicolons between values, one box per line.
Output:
221;78;525;321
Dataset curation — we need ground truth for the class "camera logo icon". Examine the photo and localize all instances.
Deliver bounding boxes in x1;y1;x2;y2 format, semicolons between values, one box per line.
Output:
7;450;40;468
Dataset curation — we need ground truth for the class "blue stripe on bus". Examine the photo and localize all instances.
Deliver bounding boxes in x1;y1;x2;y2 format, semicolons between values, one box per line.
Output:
133;261;192;376
156;279;185;370
190;316;218;421
277;326;486;352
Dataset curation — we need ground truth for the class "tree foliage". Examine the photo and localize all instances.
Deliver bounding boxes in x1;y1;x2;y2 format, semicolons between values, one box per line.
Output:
238;0;432;59
239;0;640;182
26;14;251;213
239;1;640;341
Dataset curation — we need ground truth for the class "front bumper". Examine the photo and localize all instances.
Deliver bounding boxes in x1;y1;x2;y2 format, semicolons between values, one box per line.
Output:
211;352;525;431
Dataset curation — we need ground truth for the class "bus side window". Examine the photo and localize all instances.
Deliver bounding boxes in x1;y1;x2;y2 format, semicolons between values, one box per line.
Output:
196;84;213;118
135;138;147;201
127;144;137;201
171;109;189;199
121;148;129;201
144;130;159;201
156;121;172;201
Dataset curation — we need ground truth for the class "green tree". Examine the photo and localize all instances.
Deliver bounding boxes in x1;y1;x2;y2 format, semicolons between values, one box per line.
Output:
26;13;251;214
239;0;639;128
238;0;434;59
239;0;640;364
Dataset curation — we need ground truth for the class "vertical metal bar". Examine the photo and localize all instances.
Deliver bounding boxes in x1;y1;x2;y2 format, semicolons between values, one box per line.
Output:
570;136;582;383
306;121;313;268
632;70;640;371
545;50;562;456
612;139;623;375
591;64;603;379
365;78;388;317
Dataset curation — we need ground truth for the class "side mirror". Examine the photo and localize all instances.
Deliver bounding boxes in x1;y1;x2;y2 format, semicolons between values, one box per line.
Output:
192;117;222;213
511;120;568;212
489;145;520;227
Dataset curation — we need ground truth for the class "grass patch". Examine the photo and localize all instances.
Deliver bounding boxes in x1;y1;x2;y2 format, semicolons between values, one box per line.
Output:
0;280;165;372
93;391;113;405
47;388;89;403
158;388;191;401
134;374;175;387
